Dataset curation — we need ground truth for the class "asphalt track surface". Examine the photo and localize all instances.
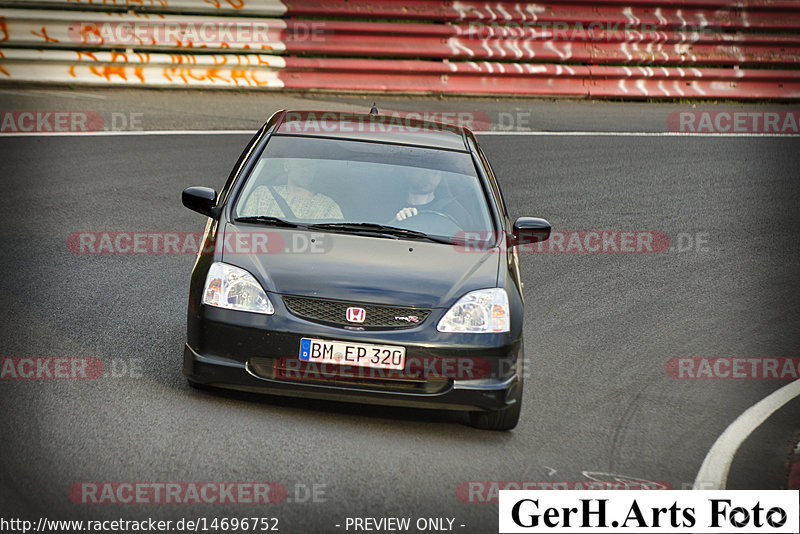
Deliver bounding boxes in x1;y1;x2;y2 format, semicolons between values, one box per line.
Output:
0;89;799;532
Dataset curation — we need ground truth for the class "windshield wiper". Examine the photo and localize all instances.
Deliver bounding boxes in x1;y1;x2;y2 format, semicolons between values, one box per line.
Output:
308;222;451;243
233;216;302;228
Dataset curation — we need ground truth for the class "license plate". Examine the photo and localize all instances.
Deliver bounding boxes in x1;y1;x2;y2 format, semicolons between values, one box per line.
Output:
299;338;405;370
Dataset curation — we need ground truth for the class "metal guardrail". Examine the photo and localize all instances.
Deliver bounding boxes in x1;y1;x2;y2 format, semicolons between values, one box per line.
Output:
4;0;799;27
1;0;798;99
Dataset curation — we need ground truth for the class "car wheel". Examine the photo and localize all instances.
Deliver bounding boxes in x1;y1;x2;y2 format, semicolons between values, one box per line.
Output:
187;378;207;391
468;378;522;431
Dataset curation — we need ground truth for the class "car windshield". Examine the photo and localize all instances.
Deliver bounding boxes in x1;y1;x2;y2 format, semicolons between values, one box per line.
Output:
233;136;495;243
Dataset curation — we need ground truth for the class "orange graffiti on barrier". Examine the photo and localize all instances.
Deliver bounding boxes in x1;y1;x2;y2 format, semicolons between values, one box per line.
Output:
230;69;270;87
160;66;269;86
0;51;8;77
68;64;145;83
129;22;154;47
204;0;245;9
204;69;226;83
169;54;199;65
76;21;104;45
163;66;202;83
0;18;9;42
32;26;59;43
76;51;99;61
90;65;129;81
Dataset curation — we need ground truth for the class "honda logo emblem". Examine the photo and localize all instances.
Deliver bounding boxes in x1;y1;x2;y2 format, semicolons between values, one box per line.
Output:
346;307;366;323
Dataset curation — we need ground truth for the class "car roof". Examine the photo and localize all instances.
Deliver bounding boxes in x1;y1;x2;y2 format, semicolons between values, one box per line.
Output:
272;110;471;152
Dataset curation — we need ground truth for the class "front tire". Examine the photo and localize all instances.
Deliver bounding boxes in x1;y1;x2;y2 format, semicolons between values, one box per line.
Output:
468;378;522;431
187;378;210;391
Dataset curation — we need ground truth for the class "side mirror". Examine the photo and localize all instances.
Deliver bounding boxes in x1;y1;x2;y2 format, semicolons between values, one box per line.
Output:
182;186;218;217
511;217;551;246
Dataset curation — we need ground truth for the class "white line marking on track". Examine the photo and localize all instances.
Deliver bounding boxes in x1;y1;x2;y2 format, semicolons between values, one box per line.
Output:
478;131;800;138
0;89;107;100
0;130;798;138
0;130;255;137
693;379;800;490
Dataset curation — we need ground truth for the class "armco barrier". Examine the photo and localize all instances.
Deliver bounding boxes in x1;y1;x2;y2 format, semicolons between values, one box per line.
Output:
0;49;286;88
3;11;799;66
3;48;797;99
0;0;798;99
4;0;799;29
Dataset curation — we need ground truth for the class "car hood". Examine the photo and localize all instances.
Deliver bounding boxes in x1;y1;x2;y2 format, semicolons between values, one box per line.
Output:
221;225;500;308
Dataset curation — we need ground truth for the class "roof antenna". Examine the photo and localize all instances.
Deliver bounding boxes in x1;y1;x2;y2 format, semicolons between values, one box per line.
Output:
369;103;379;115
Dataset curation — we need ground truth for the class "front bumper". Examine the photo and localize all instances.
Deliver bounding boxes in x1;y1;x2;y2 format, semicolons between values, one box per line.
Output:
184;345;520;412
183;305;523;412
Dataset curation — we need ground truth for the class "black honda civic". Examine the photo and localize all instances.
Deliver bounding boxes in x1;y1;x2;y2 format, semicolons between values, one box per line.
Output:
181;109;550;430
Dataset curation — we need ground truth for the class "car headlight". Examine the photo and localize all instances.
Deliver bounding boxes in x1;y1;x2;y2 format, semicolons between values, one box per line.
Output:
437;288;510;333
202;262;274;315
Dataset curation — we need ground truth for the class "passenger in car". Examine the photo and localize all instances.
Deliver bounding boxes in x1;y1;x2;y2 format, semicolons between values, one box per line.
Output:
241;160;343;220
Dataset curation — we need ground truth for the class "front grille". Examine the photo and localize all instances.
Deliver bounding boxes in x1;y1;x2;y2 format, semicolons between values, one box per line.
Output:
282;296;430;329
